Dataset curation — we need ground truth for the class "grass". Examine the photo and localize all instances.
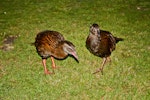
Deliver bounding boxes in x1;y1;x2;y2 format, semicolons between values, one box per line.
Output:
0;0;150;99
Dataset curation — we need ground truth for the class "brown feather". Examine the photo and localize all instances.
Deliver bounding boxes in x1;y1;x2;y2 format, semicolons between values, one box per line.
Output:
86;23;123;74
34;30;78;74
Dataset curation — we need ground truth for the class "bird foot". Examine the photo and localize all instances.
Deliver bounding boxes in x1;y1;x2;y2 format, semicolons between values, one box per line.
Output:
93;68;103;75
52;66;60;69
44;70;54;75
52;67;57;69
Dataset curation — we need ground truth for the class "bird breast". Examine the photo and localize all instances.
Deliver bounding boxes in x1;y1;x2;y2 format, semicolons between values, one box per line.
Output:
86;34;100;54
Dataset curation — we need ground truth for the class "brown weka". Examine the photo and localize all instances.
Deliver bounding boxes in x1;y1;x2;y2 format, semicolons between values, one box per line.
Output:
86;23;123;74
34;30;79;74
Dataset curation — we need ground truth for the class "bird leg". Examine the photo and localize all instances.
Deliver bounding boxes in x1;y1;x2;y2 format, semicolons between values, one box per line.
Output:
50;56;56;69
106;56;111;64
93;57;107;75
42;59;51;74
50;56;57;74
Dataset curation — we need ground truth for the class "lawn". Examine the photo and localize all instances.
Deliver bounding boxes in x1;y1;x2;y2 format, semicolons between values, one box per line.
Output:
0;0;150;99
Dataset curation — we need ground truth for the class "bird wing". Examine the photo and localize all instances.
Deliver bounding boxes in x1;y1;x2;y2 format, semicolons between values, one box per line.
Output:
35;31;65;58
107;34;116;52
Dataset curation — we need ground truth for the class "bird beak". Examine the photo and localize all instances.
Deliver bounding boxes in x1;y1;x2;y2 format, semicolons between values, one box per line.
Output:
71;51;79;63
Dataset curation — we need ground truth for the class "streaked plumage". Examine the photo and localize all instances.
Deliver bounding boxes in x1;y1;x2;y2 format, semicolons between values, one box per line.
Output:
34;30;78;74
86;24;123;74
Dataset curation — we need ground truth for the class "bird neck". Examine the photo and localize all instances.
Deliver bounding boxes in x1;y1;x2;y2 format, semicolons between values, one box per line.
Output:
89;33;101;41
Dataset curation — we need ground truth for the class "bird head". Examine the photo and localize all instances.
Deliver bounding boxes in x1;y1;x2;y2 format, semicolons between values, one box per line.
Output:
63;41;79;62
90;23;100;35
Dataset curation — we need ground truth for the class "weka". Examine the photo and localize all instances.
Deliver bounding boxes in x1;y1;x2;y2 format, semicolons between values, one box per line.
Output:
34;30;79;74
86;23;123;74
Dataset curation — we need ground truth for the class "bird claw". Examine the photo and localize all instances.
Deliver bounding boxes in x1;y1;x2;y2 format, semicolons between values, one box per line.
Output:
93;68;103;75
44;70;55;75
52;66;60;69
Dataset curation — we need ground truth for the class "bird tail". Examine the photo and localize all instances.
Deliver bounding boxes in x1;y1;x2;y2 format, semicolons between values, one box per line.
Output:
115;37;124;43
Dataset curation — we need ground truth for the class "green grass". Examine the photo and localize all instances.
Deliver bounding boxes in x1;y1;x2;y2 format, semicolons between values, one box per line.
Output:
0;0;150;99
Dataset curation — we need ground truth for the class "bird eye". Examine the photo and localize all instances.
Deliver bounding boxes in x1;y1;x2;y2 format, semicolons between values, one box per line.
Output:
67;48;73;52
